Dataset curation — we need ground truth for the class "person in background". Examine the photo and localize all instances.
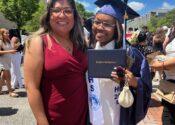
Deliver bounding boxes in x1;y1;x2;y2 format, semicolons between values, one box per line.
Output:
127;30;140;45
0;30;4;94
152;27;165;52
0;68;4;94
84;17;93;47
163;21;175;51
0;28;18;97
81;17;91;46
23;0;88;125
141;25;152;46
10;36;24;89
86;0;152;125
133;31;153;56
151;21;175;125
126;27;133;40
162;25;169;35
150;28;166;84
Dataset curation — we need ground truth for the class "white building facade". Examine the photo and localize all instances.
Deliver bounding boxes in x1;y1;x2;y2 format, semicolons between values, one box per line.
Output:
127;9;170;31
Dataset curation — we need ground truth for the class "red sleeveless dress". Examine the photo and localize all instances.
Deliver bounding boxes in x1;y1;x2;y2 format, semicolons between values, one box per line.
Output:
41;35;88;125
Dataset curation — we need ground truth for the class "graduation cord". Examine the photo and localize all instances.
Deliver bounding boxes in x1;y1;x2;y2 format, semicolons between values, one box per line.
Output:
123;9;128;50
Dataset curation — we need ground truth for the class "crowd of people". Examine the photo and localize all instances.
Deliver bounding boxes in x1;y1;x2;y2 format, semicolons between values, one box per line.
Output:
0;28;24;97
126;21;175;125
0;0;175;125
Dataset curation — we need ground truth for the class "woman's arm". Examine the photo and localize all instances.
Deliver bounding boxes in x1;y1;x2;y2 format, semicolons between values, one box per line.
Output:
0;50;16;54
150;57;175;71
0;42;16;55
23;36;49;125
163;58;175;70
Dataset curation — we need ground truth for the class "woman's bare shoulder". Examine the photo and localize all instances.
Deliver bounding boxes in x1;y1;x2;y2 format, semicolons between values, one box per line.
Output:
26;35;43;47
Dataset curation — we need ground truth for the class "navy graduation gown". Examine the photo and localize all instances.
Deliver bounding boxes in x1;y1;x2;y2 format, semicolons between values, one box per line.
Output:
120;46;152;125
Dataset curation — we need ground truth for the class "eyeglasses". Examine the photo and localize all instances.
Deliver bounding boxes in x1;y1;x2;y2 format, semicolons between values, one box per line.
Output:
93;19;116;29
50;7;74;16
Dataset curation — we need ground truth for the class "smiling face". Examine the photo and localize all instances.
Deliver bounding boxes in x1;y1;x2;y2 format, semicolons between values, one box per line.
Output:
92;13;116;46
49;0;74;36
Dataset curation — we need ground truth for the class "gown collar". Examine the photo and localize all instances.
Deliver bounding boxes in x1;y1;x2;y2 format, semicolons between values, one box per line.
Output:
95;40;115;50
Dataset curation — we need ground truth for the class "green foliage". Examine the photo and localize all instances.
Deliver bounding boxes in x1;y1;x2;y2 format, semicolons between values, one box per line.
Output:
84;11;94;19
23;0;46;32
24;1;94;32
75;1;94;19
0;0;94;32
147;16;159;32
0;0;39;29
160;9;175;27
147;9;175;32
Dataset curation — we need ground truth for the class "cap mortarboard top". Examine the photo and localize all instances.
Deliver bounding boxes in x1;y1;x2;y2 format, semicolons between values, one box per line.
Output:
95;0;139;23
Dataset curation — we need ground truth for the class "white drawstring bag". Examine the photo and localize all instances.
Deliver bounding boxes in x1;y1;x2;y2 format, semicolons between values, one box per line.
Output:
118;80;134;108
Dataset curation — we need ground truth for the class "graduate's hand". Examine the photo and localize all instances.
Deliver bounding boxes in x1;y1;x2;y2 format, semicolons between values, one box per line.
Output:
111;66;125;83
111;68;138;88
111;70;120;83
125;69;138;88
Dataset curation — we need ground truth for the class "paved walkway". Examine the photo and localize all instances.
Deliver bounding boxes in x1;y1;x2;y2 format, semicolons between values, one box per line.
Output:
0;66;164;125
0;87;35;125
138;93;163;125
137;79;164;125
0;86;164;125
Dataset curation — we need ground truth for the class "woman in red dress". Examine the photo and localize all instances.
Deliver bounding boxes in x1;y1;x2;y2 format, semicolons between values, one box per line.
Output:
24;0;88;125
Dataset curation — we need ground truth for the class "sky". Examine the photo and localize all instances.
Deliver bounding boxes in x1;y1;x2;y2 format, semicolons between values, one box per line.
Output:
76;0;175;16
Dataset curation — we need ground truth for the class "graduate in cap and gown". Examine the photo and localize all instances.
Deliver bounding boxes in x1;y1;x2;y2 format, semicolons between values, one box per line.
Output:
86;0;152;125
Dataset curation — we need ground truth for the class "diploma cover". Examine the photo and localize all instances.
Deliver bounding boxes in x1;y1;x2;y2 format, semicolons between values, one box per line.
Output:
88;49;127;78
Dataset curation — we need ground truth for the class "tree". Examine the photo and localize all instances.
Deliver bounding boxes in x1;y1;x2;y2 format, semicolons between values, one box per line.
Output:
147;16;159;32
0;0;39;30
23;0;46;32
158;9;175;27
76;2;94;19
147;9;175;32
24;1;94;32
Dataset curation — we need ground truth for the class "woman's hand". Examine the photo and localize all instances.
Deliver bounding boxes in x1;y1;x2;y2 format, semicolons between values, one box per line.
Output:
150;60;163;71
9;49;17;54
111;68;138;88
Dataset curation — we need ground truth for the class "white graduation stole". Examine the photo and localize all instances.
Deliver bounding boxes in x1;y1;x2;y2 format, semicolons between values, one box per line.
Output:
86;76;104;125
86;41;121;125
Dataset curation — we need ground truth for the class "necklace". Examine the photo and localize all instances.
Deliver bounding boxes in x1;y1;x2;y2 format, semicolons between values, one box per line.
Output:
64;45;73;53
50;33;73;54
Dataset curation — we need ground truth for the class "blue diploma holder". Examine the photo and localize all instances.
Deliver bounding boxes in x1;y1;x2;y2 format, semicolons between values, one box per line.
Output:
88;49;127;78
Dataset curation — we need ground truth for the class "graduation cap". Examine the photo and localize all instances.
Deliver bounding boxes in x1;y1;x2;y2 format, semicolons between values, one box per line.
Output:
95;0;140;23
95;0;140;49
